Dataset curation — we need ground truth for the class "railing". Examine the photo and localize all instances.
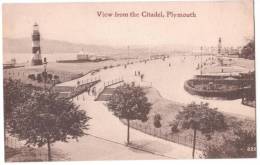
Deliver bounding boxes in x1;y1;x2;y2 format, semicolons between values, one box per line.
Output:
69;80;101;99
103;77;124;87
76;76;101;87
95;77;124;100
122;120;207;151
53;76;101;99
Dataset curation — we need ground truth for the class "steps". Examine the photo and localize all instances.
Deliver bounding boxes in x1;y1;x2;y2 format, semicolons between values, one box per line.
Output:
95;88;115;101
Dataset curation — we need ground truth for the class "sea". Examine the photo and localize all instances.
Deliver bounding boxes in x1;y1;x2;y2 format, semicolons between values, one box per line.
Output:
3;53;78;64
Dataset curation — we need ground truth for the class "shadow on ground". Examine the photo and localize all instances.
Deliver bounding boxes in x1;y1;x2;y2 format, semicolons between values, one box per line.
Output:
5;146;70;162
128;139;173;154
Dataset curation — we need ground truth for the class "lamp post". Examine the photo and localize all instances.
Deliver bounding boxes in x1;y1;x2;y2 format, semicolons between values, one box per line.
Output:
200;46;203;75
191;116;200;159
43;57;48;91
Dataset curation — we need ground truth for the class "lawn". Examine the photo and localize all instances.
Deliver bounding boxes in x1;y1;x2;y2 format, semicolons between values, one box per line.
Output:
121;87;255;150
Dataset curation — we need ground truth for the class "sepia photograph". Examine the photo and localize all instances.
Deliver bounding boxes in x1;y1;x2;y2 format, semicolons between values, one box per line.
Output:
1;0;256;162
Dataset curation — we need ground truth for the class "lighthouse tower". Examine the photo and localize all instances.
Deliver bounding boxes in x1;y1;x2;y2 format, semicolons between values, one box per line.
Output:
31;23;43;65
218;37;222;55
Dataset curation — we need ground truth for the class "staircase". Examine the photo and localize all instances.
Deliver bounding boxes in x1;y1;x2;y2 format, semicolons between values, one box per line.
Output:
95;87;115;101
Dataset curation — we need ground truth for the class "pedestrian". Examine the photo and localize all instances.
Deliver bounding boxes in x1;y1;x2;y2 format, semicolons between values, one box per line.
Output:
87;87;90;95
141;74;144;81
92;87;96;96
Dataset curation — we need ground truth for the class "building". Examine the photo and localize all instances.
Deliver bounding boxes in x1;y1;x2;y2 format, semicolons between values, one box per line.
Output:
31;23;43;65
77;51;89;60
11;58;16;65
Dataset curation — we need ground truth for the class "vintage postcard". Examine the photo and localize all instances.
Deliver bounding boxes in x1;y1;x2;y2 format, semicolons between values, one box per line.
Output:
2;0;256;162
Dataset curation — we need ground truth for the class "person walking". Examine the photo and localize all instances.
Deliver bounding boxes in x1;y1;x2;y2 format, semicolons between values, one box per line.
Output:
141;74;144;82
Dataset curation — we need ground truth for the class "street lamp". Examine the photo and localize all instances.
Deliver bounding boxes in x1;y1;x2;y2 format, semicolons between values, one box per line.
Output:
43;57;48;90
191;116;200;159
200;46;203;75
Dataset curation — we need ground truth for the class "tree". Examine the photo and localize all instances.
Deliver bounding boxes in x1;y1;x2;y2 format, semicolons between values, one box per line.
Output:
175;102;226;159
107;83;151;145
8;91;90;161
203;120;256;158
240;40;255;59
4;79;33;122
4;79;34;142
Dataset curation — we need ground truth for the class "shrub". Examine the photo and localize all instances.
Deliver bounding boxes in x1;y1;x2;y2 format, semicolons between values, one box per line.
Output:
203;127;256;158
54;75;59;80
170;121;179;133
28;74;36;80
36;74;42;83
153;114;162;128
47;74;53;80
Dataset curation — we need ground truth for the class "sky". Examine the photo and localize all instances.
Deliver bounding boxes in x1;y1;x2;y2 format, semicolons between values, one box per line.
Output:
2;0;254;47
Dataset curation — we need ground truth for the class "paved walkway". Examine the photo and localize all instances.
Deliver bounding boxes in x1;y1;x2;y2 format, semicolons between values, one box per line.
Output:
53;133;170;161
53;93;201;160
52;55;254;160
57;56;255;119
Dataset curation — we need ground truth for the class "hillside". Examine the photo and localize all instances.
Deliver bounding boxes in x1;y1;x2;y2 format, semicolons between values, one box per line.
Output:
3;38;123;55
3;38;194;61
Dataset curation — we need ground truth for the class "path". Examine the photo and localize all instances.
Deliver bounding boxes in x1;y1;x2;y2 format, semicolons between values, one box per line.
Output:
52;55;254;160
53;93;201;159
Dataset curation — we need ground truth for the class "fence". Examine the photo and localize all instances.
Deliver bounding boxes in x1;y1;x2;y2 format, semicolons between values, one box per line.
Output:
76;76;101;86
124;121;206;151
70;80;100;99
95;77;124;100
103;77;124;87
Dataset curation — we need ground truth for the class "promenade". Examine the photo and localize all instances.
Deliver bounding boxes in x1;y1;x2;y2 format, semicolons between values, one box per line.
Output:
5;55;255;161
58;55;255;119
52;55;254;160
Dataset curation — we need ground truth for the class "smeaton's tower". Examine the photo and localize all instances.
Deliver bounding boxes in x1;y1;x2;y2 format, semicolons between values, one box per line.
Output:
31;23;43;65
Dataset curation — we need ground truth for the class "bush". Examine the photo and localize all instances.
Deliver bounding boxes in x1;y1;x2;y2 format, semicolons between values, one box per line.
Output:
153;114;162;128
54;75;59;80
170;121;179;133
47;74;53;80
36;74;42;83
28;74;36;80
203;128;256;158
103;66;108;69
